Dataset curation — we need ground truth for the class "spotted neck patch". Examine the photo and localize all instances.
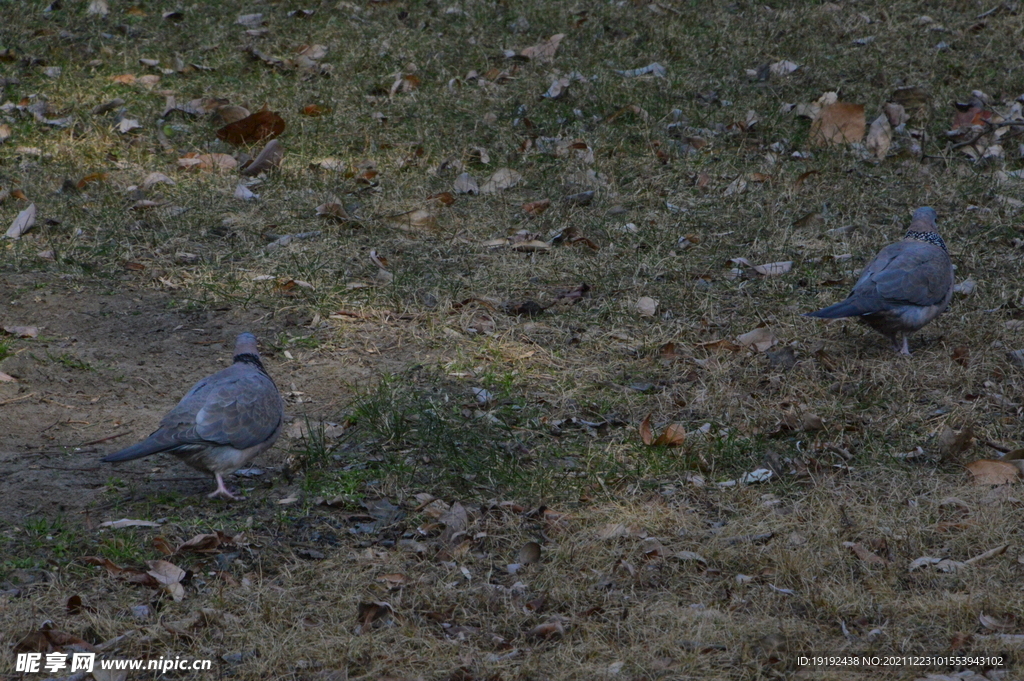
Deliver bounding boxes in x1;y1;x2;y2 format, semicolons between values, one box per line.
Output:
234;352;271;377
905;230;947;253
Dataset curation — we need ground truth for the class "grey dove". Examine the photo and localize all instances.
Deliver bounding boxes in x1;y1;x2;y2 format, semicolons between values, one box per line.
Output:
805;207;953;355
102;332;284;500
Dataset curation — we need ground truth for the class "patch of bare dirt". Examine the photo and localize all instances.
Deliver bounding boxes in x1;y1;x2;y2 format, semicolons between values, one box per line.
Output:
0;274;408;520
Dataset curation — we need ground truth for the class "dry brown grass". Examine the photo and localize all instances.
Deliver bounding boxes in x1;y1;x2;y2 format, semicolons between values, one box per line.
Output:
2;0;1024;678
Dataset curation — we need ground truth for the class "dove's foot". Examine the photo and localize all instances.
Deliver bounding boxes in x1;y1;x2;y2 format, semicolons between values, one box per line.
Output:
894;336;912;356
208;473;244;501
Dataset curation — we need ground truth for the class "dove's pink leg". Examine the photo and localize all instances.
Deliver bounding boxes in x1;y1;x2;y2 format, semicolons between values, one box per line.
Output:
208;473;243;501
899;336;911;356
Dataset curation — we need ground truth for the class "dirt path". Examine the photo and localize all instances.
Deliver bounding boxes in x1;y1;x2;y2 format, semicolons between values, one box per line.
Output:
0;274;383;521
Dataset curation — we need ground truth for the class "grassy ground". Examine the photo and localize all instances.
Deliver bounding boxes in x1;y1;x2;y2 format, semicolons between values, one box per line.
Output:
2;0;1024;678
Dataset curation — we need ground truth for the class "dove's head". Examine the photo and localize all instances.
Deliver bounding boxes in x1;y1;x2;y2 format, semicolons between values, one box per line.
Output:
234;332;260;358
911;207;938;229
906;207;946;252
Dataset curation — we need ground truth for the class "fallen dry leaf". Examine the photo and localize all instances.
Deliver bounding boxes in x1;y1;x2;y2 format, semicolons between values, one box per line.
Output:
935;425;974;461
952;105;992;131
842;541;889;566
233;184;258;201
979;613;1016;632
454;172;479;194
723;177;746;196
510;239;551;252
151;536;174;555
216;105;250;125
526;620;565;639
542;77;570;99
519;34;565;63
519;542;542;564
296;44;328;60
98;519;162;529
146;559;186;602
639;414;655;446
479;168;522;194
427;191;456;207
389;73;420;96
141;172;175;190
356;601;393;633
3;325;39;338
377;573;408;589
216;109;286;146
966;460;1021;485
596;522;631;540
769;60;799;77
697;338;743;353
777;411;824;433
736;326;778;352
236;12;263;28
177;531;239;553
614;62;666;78
316;202;355;223
865;113;892;160
953;278;977;295
655;424;687;447
14;626;97;654
673;550;708;565
522;199;551;216
387;208;437;232
810;100;866;146
636;296;658;317
4;203;36;239
82;556;129;577
639;414;686;447
752;261;792;277
178;153;238;172
240;139;283;176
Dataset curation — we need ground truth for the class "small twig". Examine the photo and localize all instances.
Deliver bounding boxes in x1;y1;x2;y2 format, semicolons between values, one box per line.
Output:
79;432;131;447
950;120;1024;151
28;449;99;456
826;444;854;460
965;543;1009;566
0;392;36;406
950;127;990;151
146;477;211;482
41;397;80;409
37;465;102;472
983;438;1015;454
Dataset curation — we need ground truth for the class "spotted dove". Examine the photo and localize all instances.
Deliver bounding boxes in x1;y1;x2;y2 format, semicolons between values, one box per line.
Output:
102;333;284;500
805;207;954;355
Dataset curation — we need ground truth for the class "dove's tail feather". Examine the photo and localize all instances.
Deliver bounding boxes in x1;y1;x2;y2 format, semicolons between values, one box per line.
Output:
804;297;877;319
102;436;176;462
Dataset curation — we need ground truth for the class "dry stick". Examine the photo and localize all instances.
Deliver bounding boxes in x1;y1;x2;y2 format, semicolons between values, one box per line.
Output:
37;465;102;472
79;432;131;447
26;448;99;456
965;543;1009;566
0;392;36;406
147;477;214;482
950;120;1024;151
